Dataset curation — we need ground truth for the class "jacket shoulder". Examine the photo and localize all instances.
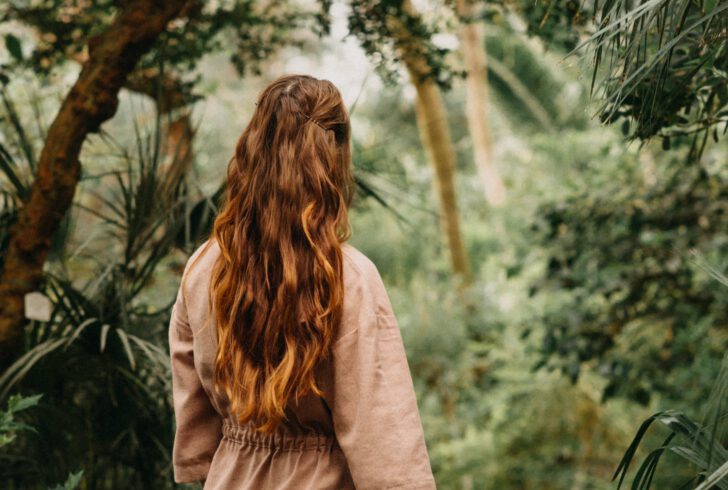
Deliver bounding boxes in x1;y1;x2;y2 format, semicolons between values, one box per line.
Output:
180;238;220;307
341;242;378;279
339;242;393;339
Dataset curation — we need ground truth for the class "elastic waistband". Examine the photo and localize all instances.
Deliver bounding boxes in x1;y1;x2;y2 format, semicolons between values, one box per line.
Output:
221;419;337;452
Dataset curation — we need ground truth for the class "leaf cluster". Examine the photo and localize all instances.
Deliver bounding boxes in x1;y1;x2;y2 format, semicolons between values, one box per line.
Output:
582;0;728;151
530;156;727;404
1;0;327;109
347;0;465;89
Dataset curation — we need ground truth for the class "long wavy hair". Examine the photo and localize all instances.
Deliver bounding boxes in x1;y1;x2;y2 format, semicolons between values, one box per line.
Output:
201;74;354;433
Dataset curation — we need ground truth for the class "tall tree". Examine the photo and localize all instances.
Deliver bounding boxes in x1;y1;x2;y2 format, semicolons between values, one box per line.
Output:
397;0;472;283
0;0;191;368
455;0;506;206
349;0;473;284
1;0;323;226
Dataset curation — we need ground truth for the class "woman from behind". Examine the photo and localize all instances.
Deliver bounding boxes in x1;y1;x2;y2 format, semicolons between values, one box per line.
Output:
169;74;435;489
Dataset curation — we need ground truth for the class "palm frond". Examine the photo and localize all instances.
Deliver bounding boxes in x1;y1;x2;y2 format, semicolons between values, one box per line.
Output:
695;460;728;490
614;354;728;489
575;0;728;145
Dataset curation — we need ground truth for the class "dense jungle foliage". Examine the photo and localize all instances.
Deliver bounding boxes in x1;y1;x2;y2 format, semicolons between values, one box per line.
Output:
0;0;725;489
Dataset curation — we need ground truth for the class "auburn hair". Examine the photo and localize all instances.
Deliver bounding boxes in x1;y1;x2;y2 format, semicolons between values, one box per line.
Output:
199;74;354;433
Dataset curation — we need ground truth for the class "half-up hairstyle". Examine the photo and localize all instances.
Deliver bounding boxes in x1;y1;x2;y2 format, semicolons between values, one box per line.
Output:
207;74;354;433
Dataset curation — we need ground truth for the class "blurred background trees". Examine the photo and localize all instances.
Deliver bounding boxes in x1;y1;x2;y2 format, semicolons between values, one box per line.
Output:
0;0;725;488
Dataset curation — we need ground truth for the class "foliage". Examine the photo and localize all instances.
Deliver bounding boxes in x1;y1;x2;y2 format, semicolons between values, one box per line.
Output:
514;0;728;155
0;393;83;490
512;0;591;52
347;0;465;89
531;150;727;404
0;393;41;449
0;0;328;108
0;86;214;488
580;0;728;150
484;25;589;131
47;471;83;490
613;354;728;489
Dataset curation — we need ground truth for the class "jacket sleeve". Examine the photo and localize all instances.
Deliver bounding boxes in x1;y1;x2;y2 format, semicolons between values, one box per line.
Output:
325;261;436;490
168;276;222;483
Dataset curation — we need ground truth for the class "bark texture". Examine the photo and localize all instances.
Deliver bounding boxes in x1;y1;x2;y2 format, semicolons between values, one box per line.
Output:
160;112;195;198
456;0;506;206
390;0;472;284
0;0;190;368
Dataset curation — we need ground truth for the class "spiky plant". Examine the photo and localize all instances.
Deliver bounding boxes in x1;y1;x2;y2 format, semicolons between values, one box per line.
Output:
613;265;728;489
0;86;217;489
577;0;728;154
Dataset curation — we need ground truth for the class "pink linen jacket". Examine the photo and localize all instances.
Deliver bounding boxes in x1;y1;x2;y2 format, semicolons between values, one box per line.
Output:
169;239;436;489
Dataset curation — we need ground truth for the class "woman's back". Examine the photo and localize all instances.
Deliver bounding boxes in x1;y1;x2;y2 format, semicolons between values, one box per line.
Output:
169;238;436;489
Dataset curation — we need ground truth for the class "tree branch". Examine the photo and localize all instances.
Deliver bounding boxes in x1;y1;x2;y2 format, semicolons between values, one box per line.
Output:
0;0;190;368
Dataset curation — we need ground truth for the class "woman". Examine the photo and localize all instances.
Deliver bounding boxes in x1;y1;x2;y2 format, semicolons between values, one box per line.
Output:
169;74;435;489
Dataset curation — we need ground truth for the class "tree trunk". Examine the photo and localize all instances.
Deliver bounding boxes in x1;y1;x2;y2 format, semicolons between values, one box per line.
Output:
456;0;506;206
411;83;472;284
0;0;190;368
160;112;195;198
389;0;473;285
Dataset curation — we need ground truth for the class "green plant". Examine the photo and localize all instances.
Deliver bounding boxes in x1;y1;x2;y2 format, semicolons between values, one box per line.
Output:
578;0;728;151
613;354;728;489
0;393;84;489
0;85;214;488
532;154;727;404
0;393;41;449
47;470;83;490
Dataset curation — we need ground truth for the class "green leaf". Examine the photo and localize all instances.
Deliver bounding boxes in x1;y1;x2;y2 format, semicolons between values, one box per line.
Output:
63;469;84;490
115;328;136;370
7;393;43;413
47;469;84;490
695;460;728;490
5;34;22;62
